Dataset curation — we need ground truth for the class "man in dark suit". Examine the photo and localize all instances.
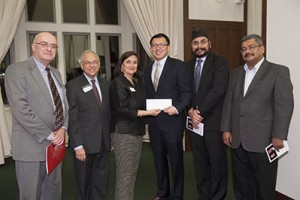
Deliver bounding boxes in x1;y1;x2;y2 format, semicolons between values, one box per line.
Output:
186;28;229;200
5;32;68;200
66;50;111;200
144;33;192;200
221;34;294;200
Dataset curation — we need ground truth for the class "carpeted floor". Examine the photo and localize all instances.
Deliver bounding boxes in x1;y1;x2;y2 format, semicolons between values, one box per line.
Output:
0;142;234;200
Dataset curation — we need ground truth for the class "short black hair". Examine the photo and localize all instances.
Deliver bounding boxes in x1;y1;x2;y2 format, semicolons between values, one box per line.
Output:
150;33;170;46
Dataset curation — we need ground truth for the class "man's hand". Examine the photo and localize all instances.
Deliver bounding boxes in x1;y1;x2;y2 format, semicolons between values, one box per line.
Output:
163;106;177;116
52;128;66;146
222;131;232;147
188;108;203;128
75;148;86;162
272;138;284;150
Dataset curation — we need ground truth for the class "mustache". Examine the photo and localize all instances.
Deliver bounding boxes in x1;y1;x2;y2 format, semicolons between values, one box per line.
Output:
244;52;255;58
194;47;207;52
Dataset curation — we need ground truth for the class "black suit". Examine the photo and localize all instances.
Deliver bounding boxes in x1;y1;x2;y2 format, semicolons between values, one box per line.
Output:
145;56;192;200
66;74;111;200
186;52;229;200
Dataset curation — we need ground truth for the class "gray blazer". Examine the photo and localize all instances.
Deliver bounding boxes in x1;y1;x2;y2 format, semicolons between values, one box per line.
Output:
220;59;294;152
5;57;69;161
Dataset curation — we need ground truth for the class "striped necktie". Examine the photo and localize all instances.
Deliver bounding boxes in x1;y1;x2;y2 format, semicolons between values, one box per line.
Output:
45;67;63;131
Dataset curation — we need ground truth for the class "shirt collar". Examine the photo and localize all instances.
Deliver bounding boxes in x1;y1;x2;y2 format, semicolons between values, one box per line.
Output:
33;57;49;73
83;73;98;84
244;57;265;72
155;55;168;66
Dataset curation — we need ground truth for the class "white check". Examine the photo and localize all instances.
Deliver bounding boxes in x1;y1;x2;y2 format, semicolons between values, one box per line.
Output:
146;99;172;110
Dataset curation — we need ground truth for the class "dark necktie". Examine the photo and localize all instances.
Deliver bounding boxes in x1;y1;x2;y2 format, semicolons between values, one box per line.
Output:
194;59;202;93
91;79;101;104
45;67;63;131
153;62;160;91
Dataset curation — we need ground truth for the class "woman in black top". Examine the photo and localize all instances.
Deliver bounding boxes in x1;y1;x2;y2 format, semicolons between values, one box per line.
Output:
110;51;160;200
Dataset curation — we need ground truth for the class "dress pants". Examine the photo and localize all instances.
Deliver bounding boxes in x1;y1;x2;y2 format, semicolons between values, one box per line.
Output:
149;129;184;200
15;160;62;200
189;130;228;200
231;145;278;200
73;140;109;200
112;132;143;200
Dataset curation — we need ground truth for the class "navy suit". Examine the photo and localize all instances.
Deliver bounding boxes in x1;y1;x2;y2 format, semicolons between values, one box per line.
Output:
145;56;192;200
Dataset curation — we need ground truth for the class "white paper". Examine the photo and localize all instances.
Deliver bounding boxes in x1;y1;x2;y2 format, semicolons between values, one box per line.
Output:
186;116;204;136
146;99;172;110
265;140;289;163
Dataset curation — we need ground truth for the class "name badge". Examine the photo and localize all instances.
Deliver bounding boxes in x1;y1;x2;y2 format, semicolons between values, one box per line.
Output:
82;85;92;93
129;87;136;92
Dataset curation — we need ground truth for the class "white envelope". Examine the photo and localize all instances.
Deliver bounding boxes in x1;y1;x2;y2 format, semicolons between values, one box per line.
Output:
146;99;172;110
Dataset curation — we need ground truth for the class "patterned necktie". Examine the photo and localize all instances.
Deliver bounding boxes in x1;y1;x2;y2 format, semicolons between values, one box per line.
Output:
194;59;203;93
45;67;63;131
91;79;101;104
153;62;160;91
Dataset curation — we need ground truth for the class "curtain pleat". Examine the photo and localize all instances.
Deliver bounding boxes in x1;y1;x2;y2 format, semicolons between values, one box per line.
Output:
0;0;26;165
121;0;179;58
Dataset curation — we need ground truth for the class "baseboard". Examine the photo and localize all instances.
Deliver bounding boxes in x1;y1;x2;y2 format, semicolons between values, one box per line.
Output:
275;191;294;200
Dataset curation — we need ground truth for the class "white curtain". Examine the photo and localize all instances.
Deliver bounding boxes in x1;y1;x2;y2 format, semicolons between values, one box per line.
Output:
121;0;179;58
0;0;26;165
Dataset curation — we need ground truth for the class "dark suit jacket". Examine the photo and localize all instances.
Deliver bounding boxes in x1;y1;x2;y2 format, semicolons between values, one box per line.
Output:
144;56;192;132
110;74;146;135
221;59;294;152
66;74;111;153
186;52;229;131
5;57;69;161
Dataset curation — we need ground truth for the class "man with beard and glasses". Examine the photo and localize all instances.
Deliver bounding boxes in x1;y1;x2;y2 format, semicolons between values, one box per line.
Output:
221;34;294;200
186;28;229;200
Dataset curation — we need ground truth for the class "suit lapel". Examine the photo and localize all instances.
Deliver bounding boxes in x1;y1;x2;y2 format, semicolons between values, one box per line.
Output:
237;68;246;100
198;54;212;91
156;57;171;91
29;59;55;112
97;76;106;107
244;60;269;97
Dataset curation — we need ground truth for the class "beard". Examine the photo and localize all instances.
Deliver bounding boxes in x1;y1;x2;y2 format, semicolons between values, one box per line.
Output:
192;47;209;58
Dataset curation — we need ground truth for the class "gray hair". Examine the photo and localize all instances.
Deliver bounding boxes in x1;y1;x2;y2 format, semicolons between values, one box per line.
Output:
241;34;264;46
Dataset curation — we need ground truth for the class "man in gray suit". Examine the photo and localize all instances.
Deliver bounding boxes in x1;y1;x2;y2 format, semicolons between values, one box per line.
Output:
221;34;294;200
66;50;111;200
5;32;68;200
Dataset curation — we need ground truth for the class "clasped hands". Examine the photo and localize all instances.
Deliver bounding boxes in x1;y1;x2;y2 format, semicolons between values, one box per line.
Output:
188;108;203;128
51;127;66;146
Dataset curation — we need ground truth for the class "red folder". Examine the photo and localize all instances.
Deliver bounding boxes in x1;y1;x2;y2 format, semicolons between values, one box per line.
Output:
46;141;66;175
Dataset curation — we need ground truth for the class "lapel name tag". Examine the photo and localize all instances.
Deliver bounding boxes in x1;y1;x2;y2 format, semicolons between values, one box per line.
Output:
129;87;136;92
82;85;92;93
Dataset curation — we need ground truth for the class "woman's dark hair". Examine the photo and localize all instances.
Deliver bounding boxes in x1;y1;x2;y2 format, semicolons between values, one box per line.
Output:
113;51;142;79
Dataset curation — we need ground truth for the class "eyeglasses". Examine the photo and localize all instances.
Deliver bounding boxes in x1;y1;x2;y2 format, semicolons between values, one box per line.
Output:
35;41;58;50
151;43;169;49
240;44;261;53
82;60;99;65
192;40;208;46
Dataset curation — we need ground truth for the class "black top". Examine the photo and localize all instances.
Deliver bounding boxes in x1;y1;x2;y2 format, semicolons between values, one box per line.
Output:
110;74;146;135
